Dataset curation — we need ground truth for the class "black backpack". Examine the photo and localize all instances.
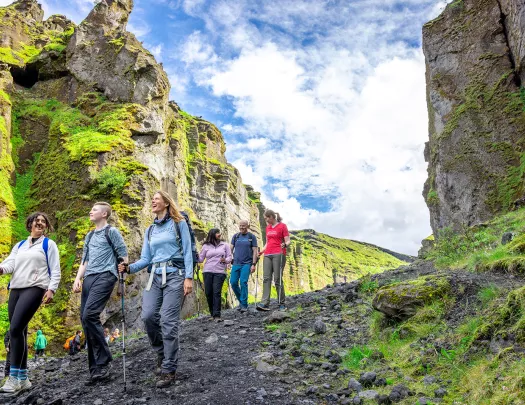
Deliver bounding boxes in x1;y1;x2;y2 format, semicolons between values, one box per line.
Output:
146;211;199;270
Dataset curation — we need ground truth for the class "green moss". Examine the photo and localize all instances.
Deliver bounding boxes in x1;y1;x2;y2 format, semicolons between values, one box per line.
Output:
0;89;11;105
0;47;21;65
427;188;439;206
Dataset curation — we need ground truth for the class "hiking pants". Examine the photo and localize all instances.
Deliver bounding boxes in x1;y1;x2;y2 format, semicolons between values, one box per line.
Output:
141;271;185;374
261;254;286;305
230;264;251;307
8;287;46;371
203;272;226;317
81;271;116;376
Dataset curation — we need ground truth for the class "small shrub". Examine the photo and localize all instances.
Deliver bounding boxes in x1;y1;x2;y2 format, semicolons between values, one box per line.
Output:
94;166;128;197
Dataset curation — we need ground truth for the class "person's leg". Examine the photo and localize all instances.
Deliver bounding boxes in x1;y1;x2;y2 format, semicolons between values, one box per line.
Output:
8;288;45;381
261;256;273;306
141;273;165;361
80;272;116;375
272;255;287;305
203;272;214;315
229;265;241;302
212;274;226;318
239;264;251;308
159;272;185;374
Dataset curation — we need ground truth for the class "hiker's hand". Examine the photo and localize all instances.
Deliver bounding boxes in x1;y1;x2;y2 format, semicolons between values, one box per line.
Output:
220;258;226;264
280;242;286;249
184;278;193;296
42;290;54;304
258;250;264;256
73;278;82;293
250;265;256;273
118;263;128;273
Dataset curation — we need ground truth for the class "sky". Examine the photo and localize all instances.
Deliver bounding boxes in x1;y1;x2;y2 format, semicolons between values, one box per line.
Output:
1;0;451;254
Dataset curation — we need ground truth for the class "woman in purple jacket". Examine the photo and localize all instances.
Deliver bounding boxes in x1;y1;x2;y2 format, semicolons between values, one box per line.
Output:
198;228;232;322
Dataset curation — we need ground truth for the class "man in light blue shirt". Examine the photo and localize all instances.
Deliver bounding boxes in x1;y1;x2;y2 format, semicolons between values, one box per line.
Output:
73;202;128;384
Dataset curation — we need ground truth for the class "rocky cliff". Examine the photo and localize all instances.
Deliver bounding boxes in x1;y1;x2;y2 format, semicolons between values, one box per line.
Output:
422;0;525;235
0;0;411;354
0;0;263;351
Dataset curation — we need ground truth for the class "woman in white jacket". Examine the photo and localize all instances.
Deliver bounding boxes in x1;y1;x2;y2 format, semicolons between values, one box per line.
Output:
0;212;61;394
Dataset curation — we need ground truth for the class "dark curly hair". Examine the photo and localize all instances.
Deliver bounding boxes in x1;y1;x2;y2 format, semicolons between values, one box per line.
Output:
25;212;53;235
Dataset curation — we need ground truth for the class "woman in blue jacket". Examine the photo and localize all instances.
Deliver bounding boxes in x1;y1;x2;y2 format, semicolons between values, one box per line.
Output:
119;190;193;389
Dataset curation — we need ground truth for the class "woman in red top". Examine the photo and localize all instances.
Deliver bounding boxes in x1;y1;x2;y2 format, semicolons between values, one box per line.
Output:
256;210;290;311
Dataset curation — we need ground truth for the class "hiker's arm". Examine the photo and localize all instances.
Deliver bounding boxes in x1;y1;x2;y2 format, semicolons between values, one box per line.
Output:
179;221;194;279
128;231;152;274
45;241;61;303
259;242;267;255
0;244;19;274
224;244;232;264
73;262;87;293
110;228;129;263
198;245;207;263
281;224;291;248
252;236;259;263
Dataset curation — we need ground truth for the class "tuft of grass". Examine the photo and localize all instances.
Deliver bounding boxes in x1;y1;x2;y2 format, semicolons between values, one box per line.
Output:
343;346;373;369
477;285;500;306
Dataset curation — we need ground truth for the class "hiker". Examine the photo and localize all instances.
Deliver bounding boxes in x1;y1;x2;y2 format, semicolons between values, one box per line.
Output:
119;191;194;389
110;328;120;343
199;228;232;321
69;331;82;355
256;210;290;311
0;212;61;393
104;328;110;345
230;221;258;312
73;202;128;384
33;330;47;360
3;331;10;378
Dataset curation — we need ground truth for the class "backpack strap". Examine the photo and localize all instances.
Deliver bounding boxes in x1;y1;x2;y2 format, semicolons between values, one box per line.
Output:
42;237;51;277
83;231;95;264
104;226;119;260
18;240;26;249
174;220;183;251
147;225;155;243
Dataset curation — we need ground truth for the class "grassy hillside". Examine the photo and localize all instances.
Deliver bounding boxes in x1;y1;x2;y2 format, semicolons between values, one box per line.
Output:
284;229;410;294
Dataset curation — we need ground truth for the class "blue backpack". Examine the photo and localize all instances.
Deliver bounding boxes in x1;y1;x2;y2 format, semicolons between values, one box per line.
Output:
8;238;51;290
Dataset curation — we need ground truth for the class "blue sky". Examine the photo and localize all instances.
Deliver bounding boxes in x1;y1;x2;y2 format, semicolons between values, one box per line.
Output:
2;0;451;254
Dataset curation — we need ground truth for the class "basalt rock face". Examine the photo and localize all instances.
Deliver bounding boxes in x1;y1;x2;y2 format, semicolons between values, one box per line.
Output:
0;0;262;352
422;0;525;235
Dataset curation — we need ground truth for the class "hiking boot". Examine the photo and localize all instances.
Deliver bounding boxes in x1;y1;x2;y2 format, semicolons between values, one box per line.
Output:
19;378;31;391
155;357;163;375
236;305;242;312
214;317;224;323
1;376;20;393
93;362;112;381
156;372;176;388
207;316;215;321
239;306;248;313
256;303;270;311
279;304;287;311
84;376;97;386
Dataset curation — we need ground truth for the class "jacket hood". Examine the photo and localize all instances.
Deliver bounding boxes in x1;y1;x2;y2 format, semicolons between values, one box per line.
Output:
37;330;42;335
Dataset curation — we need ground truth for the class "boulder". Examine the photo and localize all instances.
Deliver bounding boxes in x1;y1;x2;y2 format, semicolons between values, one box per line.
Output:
372;276;450;320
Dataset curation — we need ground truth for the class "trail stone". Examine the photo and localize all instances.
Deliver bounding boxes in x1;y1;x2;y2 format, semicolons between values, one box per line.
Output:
347;377;362;392
223;320;235;326
434;387;447;398
358;390;379;400
314;318;327;334
423;375;436;385
205;334;218;344
264;311;291;324
359;372;377;387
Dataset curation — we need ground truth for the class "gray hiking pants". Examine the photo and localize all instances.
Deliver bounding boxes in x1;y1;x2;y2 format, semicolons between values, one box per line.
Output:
261;254;286;305
141;271;185;373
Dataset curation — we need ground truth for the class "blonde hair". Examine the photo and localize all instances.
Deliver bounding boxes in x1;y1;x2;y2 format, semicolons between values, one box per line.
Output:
264;209;282;223
94;202;112;219
154;190;184;223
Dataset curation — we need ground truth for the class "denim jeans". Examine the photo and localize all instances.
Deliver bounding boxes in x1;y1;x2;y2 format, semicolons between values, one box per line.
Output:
230;264;251;307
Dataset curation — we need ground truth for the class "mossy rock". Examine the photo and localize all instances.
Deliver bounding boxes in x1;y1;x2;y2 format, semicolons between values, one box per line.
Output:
372;275;451;320
476;286;525;343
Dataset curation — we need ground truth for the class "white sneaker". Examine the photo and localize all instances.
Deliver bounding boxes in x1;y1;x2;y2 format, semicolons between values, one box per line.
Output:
1;376;21;393
19;378;32;391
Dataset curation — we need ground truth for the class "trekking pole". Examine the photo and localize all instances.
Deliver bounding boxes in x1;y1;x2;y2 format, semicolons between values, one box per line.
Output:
195;264;201;317
254;247;260;308
117;258;127;392
278;244;285;310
